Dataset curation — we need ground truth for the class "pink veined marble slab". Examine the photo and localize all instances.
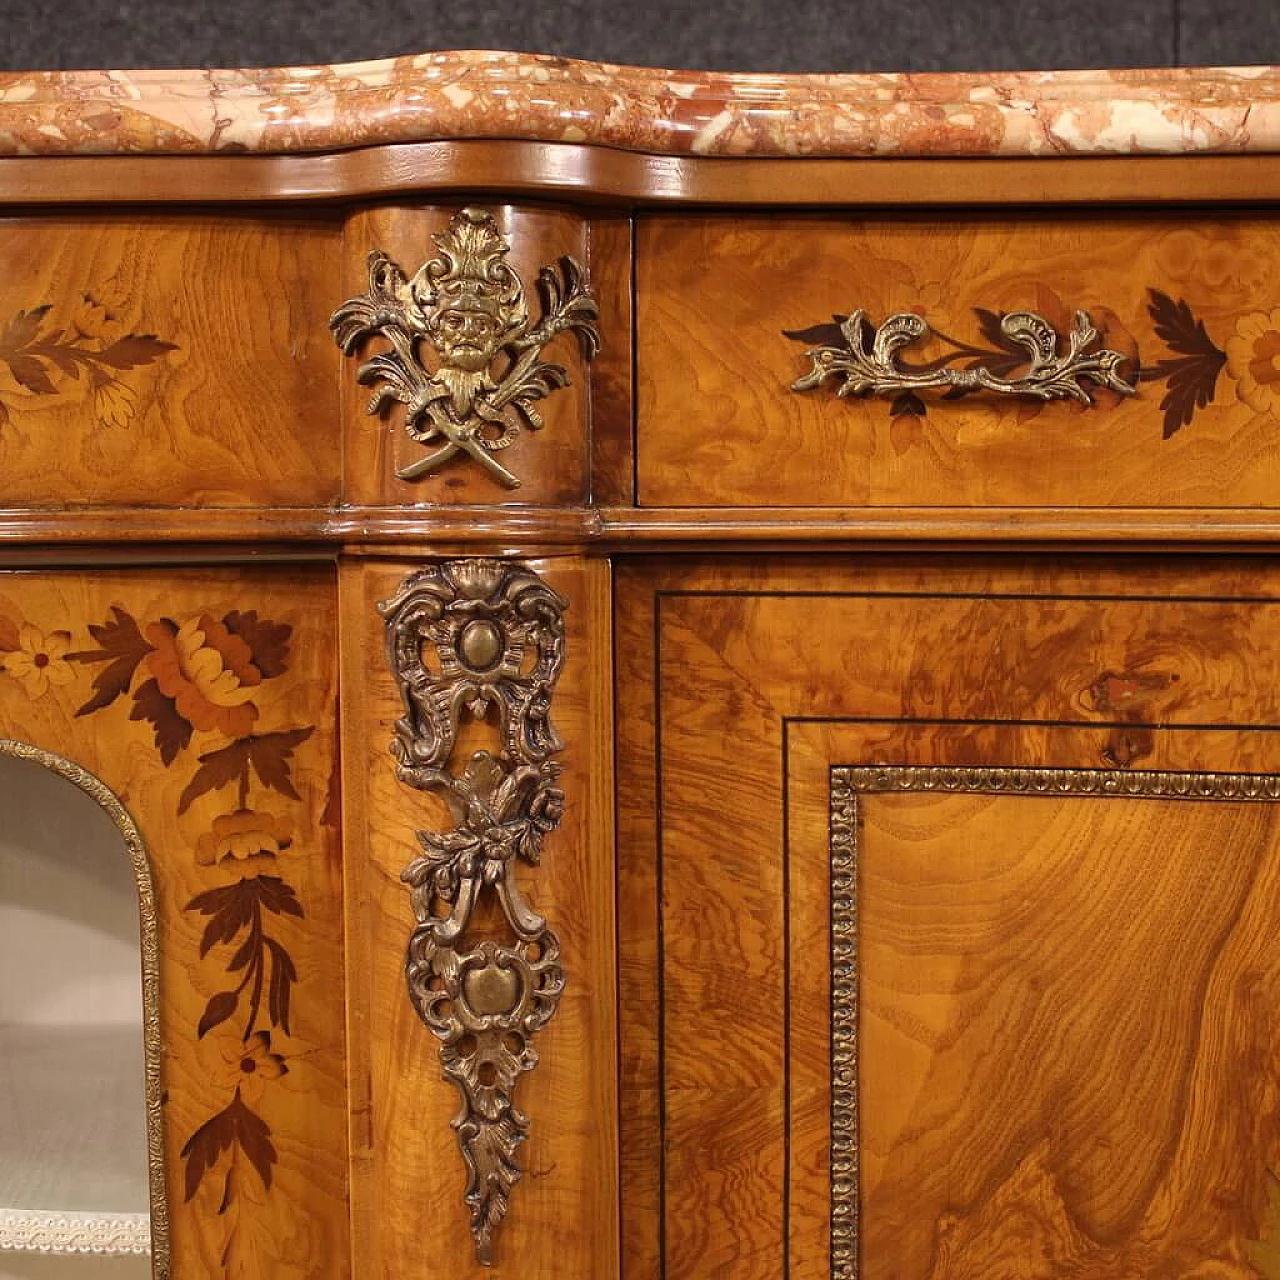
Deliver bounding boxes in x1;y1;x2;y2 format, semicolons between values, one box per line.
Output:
0;51;1276;158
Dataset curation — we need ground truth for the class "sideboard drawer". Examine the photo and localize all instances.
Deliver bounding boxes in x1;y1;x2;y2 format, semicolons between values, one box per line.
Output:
0;215;341;509
636;213;1280;510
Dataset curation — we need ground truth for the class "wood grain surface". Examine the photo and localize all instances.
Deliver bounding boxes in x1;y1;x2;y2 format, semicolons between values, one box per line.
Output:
616;553;1280;1279
637;214;1280;511
589;213;636;507
1;145;1280;209
0;566;348;1278
854;782;1280;1279
0;215;341;509
340;554;618;1280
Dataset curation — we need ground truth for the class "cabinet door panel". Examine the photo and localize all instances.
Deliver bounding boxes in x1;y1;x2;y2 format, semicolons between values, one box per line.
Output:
0;566;347;1278
616;554;1280;1279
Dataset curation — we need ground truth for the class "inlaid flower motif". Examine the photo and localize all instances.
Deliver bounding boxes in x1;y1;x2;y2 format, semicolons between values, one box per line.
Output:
2;624;74;697
214;1031;288;1099
196;809;293;866
69;289;128;344
1226;309;1280;416
145;614;262;737
1154;228;1270;301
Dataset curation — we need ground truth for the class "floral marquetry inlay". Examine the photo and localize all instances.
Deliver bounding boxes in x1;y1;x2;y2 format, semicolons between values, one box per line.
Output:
0;295;175;431
0;587;337;1276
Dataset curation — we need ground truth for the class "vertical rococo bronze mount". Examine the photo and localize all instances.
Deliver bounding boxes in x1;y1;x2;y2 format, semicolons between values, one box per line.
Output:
380;560;568;1266
333;208;589;1264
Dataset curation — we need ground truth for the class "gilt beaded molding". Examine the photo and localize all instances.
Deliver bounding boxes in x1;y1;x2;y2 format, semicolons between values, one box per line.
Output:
829;763;1280;1280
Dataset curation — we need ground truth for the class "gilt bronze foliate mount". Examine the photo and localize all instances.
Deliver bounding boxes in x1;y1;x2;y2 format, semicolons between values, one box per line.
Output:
791;307;1137;405
331;207;600;488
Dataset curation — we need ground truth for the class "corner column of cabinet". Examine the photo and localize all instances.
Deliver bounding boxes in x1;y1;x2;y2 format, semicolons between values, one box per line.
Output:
334;199;624;1278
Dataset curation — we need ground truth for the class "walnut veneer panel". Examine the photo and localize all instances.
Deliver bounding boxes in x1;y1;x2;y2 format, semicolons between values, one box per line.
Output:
637;214;1280;510
616;554;1280;1279
0;567;347;1277
854;781;1280;1278
0;215;341;509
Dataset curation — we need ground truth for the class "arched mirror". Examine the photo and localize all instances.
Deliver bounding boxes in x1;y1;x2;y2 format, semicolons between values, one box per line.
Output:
0;745;167;1279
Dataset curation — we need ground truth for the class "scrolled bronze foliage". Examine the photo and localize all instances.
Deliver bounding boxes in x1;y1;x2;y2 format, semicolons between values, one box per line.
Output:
331;207;599;488
792;307;1136;405
379;559;568;1265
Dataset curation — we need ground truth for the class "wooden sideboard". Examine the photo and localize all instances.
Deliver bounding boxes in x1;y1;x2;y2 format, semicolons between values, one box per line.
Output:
3;53;1280;1280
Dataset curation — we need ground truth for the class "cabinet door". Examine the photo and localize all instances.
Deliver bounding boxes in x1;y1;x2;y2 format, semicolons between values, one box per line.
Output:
617;554;1280;1280
0;566;348;1279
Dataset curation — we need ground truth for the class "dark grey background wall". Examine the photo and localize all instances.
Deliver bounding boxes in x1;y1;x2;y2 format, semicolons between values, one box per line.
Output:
0;0;1272;73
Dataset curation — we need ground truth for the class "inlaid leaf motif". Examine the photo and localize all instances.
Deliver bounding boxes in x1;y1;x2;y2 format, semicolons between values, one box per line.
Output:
222;611;292;680
197;990;240;1039
0;306;51;355
180;1089;277;1203
185;875;304;1038
129;676;192;765
0;302;175;423
265;938;297;1032
782;315;854;349
67;605;151;715
178;727;315;814
1144;288;1226;438
93;334;178;370
190;881;259;957
8;354;56;395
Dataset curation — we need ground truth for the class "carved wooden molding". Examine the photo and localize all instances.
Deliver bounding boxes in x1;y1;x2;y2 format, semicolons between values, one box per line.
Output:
379;559;568;1265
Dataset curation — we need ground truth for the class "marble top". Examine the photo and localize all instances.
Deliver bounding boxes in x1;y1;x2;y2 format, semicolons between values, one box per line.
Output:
0;52;1276;159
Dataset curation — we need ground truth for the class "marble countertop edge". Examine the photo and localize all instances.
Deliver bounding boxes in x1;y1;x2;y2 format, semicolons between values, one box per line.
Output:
0;51;1275;158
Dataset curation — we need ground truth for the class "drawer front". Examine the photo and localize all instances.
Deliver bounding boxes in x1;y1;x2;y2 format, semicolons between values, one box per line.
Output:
617;553;1280;1279
637;213;1280;509
0;215;341;509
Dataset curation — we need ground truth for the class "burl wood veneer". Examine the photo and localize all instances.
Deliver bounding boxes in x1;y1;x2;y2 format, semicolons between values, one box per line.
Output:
638;213;1280;510
4;49;1280;1280
617;554;1280;1279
